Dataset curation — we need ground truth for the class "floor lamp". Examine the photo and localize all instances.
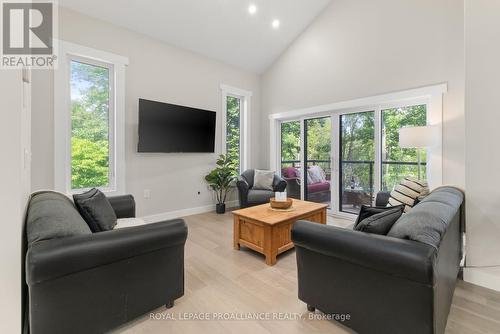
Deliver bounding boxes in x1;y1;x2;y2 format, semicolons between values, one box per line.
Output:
399;125;438;180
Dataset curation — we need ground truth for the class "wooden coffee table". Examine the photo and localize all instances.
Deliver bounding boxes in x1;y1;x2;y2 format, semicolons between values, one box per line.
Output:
232;199;328;265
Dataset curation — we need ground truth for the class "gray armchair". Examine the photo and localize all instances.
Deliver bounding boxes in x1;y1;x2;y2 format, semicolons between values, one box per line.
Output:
237;169;287;208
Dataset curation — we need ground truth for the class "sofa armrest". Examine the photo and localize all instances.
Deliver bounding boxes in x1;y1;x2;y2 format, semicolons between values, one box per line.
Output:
26;219;187;285
236;176;250;194
107;194;135;218
375;191;391;207
291;220;436;285
236;177;250;207
272;174;287;192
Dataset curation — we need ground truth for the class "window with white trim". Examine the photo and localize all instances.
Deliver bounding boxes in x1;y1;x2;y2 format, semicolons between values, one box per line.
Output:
55;42;127;195
270;84;445;218
221;85;252;173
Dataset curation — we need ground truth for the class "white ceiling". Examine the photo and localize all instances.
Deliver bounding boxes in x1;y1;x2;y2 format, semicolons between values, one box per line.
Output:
59;0;332;73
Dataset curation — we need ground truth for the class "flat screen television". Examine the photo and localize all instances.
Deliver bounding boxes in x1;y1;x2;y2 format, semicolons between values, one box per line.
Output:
138;99;216;153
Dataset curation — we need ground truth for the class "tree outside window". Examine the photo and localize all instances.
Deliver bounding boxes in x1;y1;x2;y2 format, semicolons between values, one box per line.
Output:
226;96;241;171
70;60;111;190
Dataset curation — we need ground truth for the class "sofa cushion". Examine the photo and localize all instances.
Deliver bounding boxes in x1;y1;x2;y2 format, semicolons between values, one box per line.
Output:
253;170;275;191
308;166;326;183
73;188;100;232
308;181;330;194
248;189;273;204
74;189;117;232
354;207;404;235
27;191;92;244
388;187;464;249
354;204;405;228
114;218;147;229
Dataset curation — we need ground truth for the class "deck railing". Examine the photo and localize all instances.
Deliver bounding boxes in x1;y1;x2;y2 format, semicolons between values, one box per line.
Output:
281;159;427;192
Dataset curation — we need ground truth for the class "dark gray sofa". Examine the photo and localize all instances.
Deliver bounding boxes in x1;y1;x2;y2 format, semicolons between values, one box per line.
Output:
25;191;188;334
236;169;287;208
291;186;464;334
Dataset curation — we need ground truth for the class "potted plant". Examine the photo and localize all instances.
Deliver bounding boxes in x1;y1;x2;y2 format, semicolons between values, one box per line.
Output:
205;154;238;214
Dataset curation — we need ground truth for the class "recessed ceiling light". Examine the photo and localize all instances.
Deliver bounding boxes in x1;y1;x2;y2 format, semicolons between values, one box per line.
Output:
272;19;280;29
248;4;257;15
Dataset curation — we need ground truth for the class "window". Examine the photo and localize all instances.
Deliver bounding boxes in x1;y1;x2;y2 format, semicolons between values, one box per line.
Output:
221;85;252;173
225;96;241;171
55;42;128;195
70;59;112;190
381;105;427;191
304;117;332;205
280;120;301;199
271;84;444;218
339;111;375;213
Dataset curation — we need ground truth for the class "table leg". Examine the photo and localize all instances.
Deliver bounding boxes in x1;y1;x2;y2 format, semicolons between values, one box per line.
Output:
233;216;240;250
263;225;277;266
321;208;327;224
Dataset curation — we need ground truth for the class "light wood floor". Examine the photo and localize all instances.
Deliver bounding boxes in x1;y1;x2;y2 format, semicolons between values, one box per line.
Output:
112;211;500;334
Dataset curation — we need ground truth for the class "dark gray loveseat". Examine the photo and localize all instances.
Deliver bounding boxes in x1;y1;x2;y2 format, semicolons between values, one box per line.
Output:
291;186;464;334
25;191;188;334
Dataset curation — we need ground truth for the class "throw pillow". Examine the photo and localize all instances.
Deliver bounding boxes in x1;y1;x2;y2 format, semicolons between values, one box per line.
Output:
387;177;429;212
354;206;404;235
73;188;100;232
73;188;117;232
308;165;326;183
253;170;275;191
305;169;314;185
354;204;405;229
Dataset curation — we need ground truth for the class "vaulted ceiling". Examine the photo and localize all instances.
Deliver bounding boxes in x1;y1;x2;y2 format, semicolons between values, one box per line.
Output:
59;0;332;73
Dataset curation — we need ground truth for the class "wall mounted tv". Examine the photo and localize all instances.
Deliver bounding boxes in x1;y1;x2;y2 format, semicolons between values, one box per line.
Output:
138;99;216;153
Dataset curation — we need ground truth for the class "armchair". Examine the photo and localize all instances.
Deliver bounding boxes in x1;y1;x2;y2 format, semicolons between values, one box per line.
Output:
25;191;187;334
291;187;464;334
237;169;287;208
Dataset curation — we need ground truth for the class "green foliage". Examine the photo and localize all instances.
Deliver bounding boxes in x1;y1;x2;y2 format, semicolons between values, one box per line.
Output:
70;61;110;190
306;118;331;161
382;105;426;190
71;137;109;188
281;121;301;164
226;96;241;170
340;112;375;192
205;154;238;204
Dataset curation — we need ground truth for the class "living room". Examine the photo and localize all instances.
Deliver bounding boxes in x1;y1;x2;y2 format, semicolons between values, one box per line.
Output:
1;0;499;333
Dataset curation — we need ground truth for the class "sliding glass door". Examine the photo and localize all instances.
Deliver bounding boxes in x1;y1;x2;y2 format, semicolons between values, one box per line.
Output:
304;117;332;205
339;112;375;213
280;120;301;199
277;102;428;217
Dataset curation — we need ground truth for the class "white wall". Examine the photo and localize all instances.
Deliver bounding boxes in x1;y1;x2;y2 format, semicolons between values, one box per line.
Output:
31;70;54;191
31;7;261;216
0;71;24;333
260;0;465;188
463;0;500;288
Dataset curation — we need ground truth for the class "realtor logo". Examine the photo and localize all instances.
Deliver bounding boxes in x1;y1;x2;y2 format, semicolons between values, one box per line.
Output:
1;0;57;68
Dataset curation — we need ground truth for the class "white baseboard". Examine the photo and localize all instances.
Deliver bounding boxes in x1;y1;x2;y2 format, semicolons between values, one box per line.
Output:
143;200;239;223
463;266;500;292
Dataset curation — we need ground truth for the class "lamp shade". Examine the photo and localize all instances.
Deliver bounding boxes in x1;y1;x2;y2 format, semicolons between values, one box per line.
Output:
399;125;439;148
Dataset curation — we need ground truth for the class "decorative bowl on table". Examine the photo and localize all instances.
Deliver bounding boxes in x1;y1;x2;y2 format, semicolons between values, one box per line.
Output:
270;198;293;210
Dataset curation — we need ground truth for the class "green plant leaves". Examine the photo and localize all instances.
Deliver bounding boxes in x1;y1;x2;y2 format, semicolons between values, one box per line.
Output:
205;154;237;204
